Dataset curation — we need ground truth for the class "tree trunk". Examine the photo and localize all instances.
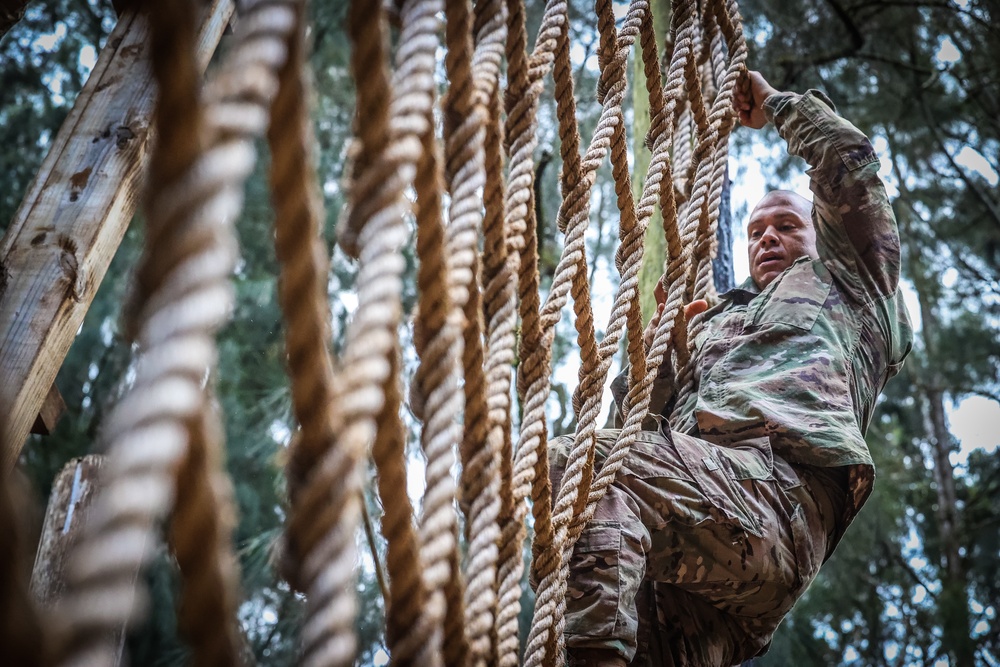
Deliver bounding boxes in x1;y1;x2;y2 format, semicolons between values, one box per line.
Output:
712;169;735;293
917;290;975;666
635;0;670;322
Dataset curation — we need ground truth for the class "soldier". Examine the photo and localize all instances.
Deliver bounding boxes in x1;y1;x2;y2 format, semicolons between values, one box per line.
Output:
550;70;914;666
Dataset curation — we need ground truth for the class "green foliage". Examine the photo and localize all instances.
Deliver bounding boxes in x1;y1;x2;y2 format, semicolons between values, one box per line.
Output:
741;1;1000;664
7;1;997;665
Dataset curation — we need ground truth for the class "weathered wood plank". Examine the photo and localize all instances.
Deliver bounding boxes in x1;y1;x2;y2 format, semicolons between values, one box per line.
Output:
30;454;104;608
0;0;235;471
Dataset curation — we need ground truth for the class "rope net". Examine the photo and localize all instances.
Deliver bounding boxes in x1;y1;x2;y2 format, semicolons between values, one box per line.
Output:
33;0;746;665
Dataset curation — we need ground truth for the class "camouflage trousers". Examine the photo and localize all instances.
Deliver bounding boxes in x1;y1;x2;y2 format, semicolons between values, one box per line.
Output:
548;428;846;666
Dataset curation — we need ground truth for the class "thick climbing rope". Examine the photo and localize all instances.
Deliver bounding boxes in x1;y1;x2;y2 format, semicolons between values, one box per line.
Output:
526;0;643;660
515;1;747;664
17;0;746;664
441;1;508;666
495;3;567;664
672;0;747;419
51;1;300;664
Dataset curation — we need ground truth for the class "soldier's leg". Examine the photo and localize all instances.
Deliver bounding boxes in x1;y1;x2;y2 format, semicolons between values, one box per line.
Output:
548;430;653;663
550;428;831;665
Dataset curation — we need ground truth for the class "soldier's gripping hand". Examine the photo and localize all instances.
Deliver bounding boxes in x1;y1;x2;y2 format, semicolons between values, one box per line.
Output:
734;70;779;130
643;276;709;350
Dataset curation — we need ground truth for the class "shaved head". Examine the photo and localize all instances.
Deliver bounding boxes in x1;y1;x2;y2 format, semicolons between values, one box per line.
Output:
750;190;813;223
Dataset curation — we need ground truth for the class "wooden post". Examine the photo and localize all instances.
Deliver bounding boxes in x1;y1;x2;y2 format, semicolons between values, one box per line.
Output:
0;0;235;472
28;455;132;665
30;455;105;608
30;385;66;436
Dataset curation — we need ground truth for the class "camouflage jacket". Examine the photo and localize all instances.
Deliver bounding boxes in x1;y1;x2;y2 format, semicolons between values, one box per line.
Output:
617;90;913;516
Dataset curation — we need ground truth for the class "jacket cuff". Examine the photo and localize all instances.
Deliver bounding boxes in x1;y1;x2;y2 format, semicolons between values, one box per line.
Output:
764;89;838;125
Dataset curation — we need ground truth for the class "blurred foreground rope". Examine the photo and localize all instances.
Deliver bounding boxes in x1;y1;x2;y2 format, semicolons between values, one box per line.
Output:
52;1;299;665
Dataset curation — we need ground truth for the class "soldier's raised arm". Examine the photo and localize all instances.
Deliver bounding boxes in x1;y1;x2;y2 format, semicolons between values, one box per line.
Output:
736;71;902;303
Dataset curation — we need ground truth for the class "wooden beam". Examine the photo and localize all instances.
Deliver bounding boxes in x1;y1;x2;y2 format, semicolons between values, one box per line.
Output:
30;383;65;435
30;455;104;608
0;0;235;472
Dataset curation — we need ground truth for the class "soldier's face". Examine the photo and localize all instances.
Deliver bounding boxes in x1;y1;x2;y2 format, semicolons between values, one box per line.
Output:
747;191;818;289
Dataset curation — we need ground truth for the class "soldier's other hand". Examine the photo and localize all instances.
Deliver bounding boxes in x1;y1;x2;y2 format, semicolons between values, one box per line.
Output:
734;70;779;130
644;302;665;350
644;299;710;351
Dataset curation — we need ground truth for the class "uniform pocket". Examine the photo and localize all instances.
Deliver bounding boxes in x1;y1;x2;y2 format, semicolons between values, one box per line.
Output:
716;437;773;481
746;259;832;331
566;522;631;640
788;501;823;592
673;434;764;538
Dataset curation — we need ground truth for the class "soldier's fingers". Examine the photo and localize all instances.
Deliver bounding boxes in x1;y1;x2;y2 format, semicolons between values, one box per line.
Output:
684;299;709;319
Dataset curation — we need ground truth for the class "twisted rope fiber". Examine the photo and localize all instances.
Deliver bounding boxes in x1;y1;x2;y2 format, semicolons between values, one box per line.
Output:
480;87;516;667
281;0;417;662
169;403;243;667
271;0;338;537
412;57;469;667
495;0;569;662
526;3;651;664
618;1;678;425
53;1;301;664
495;2;568;663
373;347;434;665
691;0;745;307
526;0;747;661
365;2;473;666
534;12;595;662
576;0;698;517
261;3;399;667
672;0;747;420
468;10;510;665
624;0;713;422
688;9;730;304
440;1;509;665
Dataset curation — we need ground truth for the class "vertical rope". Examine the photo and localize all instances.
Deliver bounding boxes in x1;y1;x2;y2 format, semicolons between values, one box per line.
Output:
373;346;434;665
53;1;299;664
526;3;650;664
495;2;566;663
287;0;412;661
672;0;746;420
169;405;243;667
412;46;468;667
441;1;509;665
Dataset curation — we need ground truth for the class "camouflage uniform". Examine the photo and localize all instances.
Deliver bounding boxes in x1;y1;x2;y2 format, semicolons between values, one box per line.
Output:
552;90;914;665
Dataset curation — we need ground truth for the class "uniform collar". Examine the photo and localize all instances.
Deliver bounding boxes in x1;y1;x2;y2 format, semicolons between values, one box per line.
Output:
719;276;760;306
721;256;814;306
